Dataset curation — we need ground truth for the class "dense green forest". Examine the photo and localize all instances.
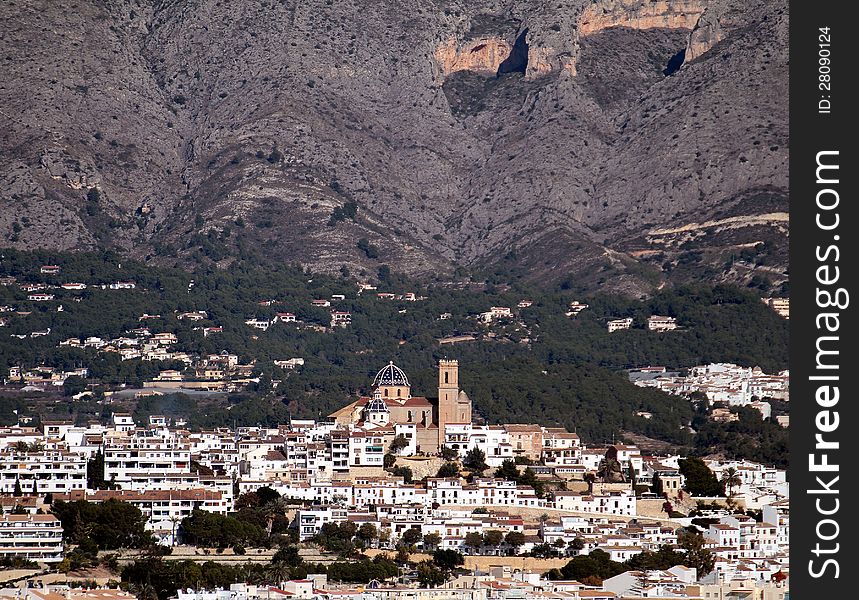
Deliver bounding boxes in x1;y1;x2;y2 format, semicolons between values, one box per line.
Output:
0;250;789;463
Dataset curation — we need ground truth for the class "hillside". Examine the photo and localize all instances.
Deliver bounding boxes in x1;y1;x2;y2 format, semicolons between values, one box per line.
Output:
0;0;788;295
0;251;789;465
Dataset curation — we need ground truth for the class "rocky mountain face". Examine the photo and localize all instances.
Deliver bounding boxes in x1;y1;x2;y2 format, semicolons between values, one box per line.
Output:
0;0;788;295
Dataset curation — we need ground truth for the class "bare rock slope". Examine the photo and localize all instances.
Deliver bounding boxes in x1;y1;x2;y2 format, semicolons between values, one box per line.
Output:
0;0;788;294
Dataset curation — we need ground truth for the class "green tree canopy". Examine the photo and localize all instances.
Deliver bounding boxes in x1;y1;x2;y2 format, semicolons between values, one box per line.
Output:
432;549;464;571
436;462;460;478
180;509;266;549
505;531;526;550
52;499;153;549
679;458;725;497
463;448;488;472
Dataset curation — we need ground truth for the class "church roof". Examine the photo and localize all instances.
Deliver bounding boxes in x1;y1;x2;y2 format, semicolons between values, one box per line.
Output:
376;396;433;408
373;361;410;388
327;396;433;419
355;395;433;408
366;392;390;413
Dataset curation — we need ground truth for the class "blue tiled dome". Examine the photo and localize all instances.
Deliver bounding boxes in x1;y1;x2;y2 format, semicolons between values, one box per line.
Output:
372;361;410;388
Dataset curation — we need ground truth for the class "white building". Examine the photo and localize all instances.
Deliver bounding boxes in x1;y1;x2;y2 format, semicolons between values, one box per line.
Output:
104;429;191;484
761;297;789;319
112;413;136;432
553;490;637;516
607;317;632;332
490;307;512;318
0;448;87;495
565;301;589;317
634;363;789;405
245;318;271;331
706;523;741;549
274;358;304;370
56;489;230;546
330;311;352;327
647;315;677;332
0;513;64;563
443;424;513;467
762;501;789;550
349;430;387;467
478;307;512;323
541;428;582;467
295;506;349;541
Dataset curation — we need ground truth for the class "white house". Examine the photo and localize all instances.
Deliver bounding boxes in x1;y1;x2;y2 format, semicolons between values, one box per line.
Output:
607;317;633;332
647;315;677;332
443;423;513;467
553;490;637;516
245;318;271;331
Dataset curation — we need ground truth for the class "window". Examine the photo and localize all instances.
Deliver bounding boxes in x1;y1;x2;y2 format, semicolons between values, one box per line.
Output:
444;372;449;384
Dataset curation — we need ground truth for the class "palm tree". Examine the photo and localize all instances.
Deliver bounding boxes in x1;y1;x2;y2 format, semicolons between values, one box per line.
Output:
266;560;291;586
261;498;288;537
583;472;596;495
721;467;742;497
128;583;158;600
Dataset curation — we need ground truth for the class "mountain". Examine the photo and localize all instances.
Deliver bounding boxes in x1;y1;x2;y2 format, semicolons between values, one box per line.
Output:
0;0;788;295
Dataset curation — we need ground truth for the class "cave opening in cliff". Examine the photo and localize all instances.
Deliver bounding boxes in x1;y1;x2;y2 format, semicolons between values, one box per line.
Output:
497;28;529;76
663;49;686;75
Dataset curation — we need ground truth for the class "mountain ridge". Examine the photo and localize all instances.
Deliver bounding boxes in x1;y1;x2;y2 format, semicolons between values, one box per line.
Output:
0;0;788;294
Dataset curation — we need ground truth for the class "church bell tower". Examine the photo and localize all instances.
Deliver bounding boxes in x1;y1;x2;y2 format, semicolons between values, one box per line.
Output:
437;359;470;447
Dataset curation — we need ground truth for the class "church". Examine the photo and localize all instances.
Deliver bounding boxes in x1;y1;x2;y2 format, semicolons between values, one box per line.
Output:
328;359;472;453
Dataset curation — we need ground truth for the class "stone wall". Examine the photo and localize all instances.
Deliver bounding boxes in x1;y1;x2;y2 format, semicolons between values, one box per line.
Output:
394;456;446;480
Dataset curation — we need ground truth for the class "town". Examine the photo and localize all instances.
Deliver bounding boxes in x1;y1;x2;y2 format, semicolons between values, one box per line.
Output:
630;363;789;426
0;359;789;599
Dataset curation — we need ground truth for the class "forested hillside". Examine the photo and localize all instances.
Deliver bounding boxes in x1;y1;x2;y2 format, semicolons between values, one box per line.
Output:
0;250;788;464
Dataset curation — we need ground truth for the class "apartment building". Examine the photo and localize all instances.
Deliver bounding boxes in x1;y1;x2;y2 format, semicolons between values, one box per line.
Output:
57;488;230;544
104;429;191;484
0;513;64;563
553;490;637;516
0;448;87;494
